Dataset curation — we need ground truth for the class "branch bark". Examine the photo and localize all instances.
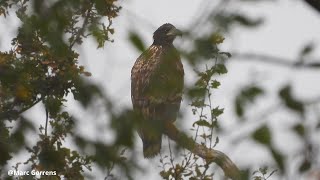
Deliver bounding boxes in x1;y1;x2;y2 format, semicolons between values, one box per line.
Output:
163;123;241;180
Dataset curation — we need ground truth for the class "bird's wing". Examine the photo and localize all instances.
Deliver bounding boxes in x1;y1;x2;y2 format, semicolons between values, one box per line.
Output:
131;46;162;110
131;45;184;158
131;45;184;117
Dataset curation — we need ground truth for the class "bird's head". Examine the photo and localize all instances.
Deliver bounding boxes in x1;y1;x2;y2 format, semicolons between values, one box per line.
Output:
153;23;182;46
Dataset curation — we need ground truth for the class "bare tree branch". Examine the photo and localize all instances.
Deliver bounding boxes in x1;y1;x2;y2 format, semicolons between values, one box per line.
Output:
231;52;320;69
163;123;241;180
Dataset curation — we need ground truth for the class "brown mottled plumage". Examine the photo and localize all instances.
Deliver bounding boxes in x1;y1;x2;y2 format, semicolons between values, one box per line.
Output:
131;23;184;158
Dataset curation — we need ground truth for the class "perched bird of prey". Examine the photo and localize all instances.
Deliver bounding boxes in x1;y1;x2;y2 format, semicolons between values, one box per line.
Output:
131;23;184;158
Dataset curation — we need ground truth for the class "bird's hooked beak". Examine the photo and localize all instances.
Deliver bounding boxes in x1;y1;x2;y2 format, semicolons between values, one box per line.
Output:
166;27;183;37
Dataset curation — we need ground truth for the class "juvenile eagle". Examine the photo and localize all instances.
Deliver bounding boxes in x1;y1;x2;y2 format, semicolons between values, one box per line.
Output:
131;23;184;158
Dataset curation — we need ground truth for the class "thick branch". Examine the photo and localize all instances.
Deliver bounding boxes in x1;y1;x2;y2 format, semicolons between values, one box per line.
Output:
231;52;320;69
164;123;241;180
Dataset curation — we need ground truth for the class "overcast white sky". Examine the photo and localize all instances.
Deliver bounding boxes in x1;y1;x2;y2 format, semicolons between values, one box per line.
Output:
78;0;320;179
1;0;320;179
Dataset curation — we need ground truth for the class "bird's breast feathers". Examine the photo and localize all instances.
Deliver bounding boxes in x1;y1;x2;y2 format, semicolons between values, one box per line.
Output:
131;45;184;105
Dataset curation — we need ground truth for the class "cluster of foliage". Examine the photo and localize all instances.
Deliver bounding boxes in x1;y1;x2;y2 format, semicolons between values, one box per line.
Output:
0;0;138;179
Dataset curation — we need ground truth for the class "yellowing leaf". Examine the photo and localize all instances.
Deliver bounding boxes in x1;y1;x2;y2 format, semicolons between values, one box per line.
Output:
79;65;85;72
211;33;225;44
83;71;92;76
41;61;51;65
15;85;30;100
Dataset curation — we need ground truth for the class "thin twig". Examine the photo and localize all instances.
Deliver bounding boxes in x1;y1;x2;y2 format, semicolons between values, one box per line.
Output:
45;108;48;136
18;98;43;115
0;98;43;120
69;3;93;49
168;138;178;179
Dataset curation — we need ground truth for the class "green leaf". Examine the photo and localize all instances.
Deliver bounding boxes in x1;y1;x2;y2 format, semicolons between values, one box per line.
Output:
240;169;250;180
44;96;63;117
252;125;271;146
73;79;102;108
235;99;244;117
195;78;208;88
111;109;136;147
279;85;304;115
212;136;219;147
233;14;264;27
160;170;170;179
270;147;285;173
210;80;221;89
259;167;268;175
89;25;106;48
211;107;224;117
128;32;145;52
0;121;12;165
215;13;263;32
195;164;201;176
214;64;228;74
219;51;232;58
299;42;314;57
188;87;207;99
292;124;305;137
193;119;211;128
234;85;264;117
210;32;225;44
243;86;264;101
190;99;206;108
299;159;311;172
194;39;218;59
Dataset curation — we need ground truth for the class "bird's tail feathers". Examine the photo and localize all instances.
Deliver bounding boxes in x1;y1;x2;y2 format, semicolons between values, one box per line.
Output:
143;136;162;158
